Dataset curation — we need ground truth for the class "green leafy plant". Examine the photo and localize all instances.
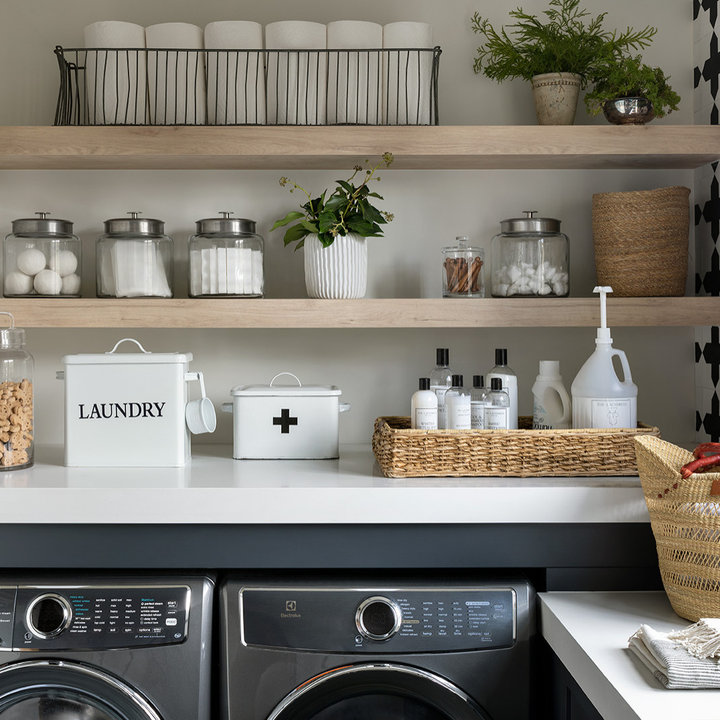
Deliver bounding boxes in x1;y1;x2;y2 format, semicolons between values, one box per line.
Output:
585;54;680;118
271;153;394;250
471;0;656;87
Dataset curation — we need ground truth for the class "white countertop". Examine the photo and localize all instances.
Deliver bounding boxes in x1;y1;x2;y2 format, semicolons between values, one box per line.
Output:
540;591;719;720
0;444;650;524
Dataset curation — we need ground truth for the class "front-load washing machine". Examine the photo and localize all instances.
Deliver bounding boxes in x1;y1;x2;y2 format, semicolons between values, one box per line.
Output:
0;574;213;720
220;575;534;720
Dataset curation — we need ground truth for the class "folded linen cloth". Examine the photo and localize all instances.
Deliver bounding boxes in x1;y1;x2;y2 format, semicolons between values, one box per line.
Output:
628;623;720;688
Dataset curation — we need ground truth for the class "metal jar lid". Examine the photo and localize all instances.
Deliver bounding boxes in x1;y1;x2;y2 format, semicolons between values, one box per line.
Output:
195;212;256;235
500;210;561;234
103;212;165;236
12;211;74;236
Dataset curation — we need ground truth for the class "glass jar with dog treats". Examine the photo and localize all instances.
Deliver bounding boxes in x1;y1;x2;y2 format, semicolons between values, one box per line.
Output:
0;312;33;470
442;236;485;298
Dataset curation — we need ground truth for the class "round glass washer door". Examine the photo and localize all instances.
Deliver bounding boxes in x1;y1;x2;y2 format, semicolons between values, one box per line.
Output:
267;663;492;720
0;660;162;720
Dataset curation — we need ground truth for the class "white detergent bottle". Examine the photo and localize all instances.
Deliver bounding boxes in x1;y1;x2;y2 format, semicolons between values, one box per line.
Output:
532;361;571;429
571;286;637;429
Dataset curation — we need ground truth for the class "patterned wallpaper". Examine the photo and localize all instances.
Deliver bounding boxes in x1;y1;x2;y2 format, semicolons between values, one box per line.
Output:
694;0;720;441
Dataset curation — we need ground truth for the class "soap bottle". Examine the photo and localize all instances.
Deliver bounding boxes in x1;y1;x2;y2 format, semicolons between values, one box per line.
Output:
486;349;518;429
445;374;471;430
411;378;438;430
430;348;453;429
485;378;510;430
532;361;571;429
471;375;487;429
571;286;638;429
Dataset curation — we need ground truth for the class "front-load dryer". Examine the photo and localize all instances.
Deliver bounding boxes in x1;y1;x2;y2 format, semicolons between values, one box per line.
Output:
220;575;534;720
0;574;213;720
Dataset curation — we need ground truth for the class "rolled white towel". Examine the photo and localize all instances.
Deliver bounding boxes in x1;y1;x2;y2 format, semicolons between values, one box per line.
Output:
83;21;147;124
265;21;327;125
204;21;265;124
327;21;382;125
146;22;206;125
382;22;433;125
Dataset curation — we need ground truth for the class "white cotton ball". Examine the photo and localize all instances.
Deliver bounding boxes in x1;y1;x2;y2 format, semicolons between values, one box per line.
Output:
4;271;34;296
16;248;46;276
538;283;552;296
48;250;78;277
61;273;81;296
493;283;509;297
33;269;62;295
551;279;568;296
508;265;521;283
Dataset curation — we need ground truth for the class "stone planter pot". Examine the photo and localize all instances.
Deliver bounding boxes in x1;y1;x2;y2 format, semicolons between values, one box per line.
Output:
531;72;582;125
304;233;368;299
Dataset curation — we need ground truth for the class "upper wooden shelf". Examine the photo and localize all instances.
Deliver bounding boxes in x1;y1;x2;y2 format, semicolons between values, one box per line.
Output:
0;125;717;170
3;297;718;328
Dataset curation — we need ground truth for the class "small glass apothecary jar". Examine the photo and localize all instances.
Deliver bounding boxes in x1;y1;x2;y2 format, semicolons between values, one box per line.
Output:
96;212;174;298
442;235;485;298
0;312;33;470
3;212;81;297
491;211;569;298
188;212;264;297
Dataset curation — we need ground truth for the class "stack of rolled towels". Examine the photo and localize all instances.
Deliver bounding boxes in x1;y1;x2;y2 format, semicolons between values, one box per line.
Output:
83;20;434;126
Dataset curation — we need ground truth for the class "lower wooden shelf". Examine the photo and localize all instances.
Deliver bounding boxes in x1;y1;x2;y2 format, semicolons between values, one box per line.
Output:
0;296;716;328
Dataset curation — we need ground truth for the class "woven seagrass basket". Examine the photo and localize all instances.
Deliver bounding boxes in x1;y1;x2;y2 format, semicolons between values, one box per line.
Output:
592;186;690;296
635;435;720;621
373;416;659;478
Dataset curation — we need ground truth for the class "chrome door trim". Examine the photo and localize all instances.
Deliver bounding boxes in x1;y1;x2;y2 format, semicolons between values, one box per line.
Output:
266;662;486;720
0;659;163;720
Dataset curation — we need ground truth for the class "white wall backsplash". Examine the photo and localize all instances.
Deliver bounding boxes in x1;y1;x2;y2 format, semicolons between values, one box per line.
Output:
0;0;697;449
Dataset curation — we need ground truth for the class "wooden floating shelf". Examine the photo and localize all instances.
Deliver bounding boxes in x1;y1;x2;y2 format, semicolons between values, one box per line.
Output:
2;297;717;329
0;125;717;170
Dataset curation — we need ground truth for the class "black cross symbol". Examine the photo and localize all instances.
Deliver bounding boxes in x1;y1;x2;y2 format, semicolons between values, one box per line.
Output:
273;408;298;434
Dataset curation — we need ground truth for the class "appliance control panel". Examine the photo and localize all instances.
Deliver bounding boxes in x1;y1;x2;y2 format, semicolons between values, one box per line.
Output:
0;585;190;650
241;587;516;653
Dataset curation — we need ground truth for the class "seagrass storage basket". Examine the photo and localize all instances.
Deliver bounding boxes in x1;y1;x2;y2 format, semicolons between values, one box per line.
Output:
635;435;720;622
372;416;660;478
592;186;690;296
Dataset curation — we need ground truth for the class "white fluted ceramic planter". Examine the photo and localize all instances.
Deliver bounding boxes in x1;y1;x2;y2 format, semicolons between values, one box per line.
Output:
304;233;368;299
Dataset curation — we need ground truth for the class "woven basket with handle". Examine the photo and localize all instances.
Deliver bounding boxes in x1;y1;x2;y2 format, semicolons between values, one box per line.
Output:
592;186;690;297
635;435;720;621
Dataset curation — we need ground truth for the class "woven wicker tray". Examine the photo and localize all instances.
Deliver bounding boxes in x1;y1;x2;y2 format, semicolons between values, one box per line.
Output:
372;416;660;478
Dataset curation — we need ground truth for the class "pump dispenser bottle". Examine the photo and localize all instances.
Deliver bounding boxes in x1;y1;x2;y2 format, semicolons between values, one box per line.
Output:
486;349;518;429
430;348;453;429
571;286;637;429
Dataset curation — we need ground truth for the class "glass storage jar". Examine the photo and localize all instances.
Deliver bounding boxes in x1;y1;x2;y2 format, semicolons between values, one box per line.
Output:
188;212;264;297
491;211;569;297
0;312;33;470
3;212;81;297
96;212;173;298
442;235;485;298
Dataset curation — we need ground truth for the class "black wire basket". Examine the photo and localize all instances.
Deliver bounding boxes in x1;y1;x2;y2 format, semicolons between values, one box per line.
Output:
54;46;441;126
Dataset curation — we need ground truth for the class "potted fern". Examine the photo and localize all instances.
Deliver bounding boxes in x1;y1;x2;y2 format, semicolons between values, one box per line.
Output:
271;153;394;299
471;0;656;125
585;54;681;124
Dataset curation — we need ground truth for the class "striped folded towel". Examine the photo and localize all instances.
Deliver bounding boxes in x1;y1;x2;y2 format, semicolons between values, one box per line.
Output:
629;621;720;689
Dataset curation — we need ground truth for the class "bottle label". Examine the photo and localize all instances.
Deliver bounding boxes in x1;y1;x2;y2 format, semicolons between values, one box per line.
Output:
413;407;438;431
485;406;509;430
533;399;553;429
431;385;448;429
447;399;471;430
471;401;485;429
590;399;632;428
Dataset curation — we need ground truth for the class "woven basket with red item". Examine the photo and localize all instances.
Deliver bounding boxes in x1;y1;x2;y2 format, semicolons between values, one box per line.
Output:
635;435;720;621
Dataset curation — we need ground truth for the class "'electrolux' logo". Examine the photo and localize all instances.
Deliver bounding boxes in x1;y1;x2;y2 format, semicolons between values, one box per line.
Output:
281;599;301;619
78;402;167;420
